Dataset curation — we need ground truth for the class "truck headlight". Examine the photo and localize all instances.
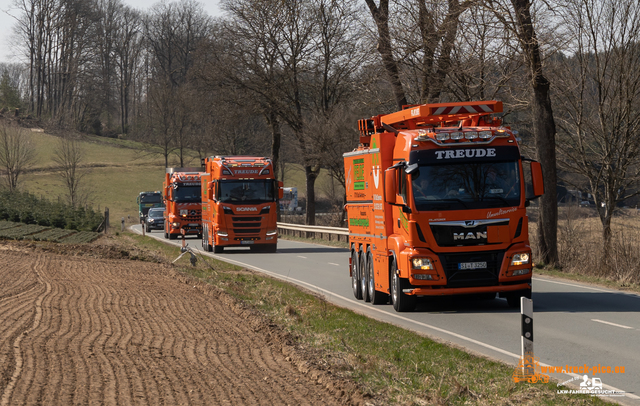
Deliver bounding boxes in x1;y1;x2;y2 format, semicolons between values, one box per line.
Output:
171;222;180;228
511;253;530;266
266;229;277;236
411;258;433;270
217;230;228;237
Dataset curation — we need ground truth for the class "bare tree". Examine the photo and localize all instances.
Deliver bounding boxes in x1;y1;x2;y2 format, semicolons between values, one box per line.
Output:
113;5;143;135
553;0;640;257
364;0;407;108
53;135;90;207
0;123;36;191
486;0;559;266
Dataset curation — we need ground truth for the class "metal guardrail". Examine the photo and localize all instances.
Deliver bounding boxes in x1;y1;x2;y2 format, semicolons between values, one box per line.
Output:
277;222;349;242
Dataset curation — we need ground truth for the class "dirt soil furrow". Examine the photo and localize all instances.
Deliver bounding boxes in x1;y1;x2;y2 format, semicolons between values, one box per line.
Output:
0;242;357;405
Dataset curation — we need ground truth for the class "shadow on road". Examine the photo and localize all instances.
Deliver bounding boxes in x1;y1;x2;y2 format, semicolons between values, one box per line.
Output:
275;247;349;254
529;291;640;313
215;246;347;254
402;291;640;314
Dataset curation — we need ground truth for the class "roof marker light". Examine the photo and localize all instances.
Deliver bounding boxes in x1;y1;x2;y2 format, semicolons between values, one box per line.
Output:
415;129;431;141
450;131;464;140
436;132;450;141
479;131;492;139
465;131;478;140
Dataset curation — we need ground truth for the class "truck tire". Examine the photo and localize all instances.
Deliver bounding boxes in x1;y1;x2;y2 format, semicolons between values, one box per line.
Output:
390;256;416;312
206;231;213;252
164;225;168;239
506;288;531;308
351;249;363;300
360;248;370;302
202;226;209;251
367;250;388;305
212;240;223;253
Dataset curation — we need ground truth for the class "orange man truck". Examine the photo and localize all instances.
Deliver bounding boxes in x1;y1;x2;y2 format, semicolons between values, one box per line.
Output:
200;156;282;253
163;167;204;240
344;100;544;312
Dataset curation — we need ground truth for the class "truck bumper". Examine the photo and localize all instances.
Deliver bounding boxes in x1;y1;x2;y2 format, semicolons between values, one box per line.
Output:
404;282;531;296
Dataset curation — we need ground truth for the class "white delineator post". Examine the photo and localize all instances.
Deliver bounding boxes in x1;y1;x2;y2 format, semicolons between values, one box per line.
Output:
521;297;534;376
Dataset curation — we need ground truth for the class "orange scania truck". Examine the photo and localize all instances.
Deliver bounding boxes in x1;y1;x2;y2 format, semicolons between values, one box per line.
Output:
344;100;544;312
163;167;204;240
200;156;283;253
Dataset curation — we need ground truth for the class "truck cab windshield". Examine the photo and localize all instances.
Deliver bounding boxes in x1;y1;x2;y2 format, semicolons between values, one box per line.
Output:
219;180;275;204
140;193;162;203
173;185;201;203
412;161;520;211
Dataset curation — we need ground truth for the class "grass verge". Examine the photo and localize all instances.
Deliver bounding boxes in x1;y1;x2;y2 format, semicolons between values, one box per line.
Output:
110;230;602;405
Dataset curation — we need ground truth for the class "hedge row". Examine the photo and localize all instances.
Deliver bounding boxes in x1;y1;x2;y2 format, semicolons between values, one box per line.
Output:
0;191;103;231
0;220;101;243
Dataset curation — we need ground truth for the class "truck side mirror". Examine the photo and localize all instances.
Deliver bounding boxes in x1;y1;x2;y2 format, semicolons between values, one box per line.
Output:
385;169;397;204
278;181;284;199
531;161;544;198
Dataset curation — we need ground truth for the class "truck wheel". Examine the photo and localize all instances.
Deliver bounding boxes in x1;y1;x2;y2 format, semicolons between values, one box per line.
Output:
506;289;531;308
213;245;223;253
351;249;362;300
390;256;416;312
367;250;388;305
202;226;209;251
206;230;213;252
164;225;168;239
360;248;370;302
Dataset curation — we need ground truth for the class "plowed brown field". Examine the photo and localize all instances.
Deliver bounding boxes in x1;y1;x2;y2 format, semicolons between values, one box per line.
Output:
0;241;361;406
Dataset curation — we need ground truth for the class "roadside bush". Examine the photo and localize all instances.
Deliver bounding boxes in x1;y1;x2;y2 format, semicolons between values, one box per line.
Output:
0;190;103;231
534;205;640;285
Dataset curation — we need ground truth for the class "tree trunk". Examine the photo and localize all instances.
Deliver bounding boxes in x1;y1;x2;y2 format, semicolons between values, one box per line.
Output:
511;0;559;267
365;0;407;109
265;110;281;181
305;165;320;226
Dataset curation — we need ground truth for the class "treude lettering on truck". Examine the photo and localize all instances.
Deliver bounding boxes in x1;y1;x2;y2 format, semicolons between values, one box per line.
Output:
410;145;520;165
233;169;260;174
435;148;496;159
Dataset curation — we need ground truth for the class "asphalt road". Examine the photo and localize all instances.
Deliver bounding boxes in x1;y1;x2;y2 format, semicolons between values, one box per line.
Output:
132;225;640;405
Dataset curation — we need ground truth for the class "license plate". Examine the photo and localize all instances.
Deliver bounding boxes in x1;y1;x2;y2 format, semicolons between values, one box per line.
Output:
458;261;487;270
241;240;254;245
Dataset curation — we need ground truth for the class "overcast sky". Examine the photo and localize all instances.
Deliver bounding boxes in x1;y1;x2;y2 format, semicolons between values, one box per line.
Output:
0;0;222;64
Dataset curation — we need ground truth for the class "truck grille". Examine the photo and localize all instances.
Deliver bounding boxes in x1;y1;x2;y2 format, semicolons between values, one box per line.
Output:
232;214;264;235
234;229;261;234
232;217;261;222
234;222;261;228
430;220;508;247
438;250;504;288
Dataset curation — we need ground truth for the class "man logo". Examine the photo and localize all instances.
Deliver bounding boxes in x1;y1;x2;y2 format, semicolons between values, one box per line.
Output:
465;220;476;227
454;232;487;240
